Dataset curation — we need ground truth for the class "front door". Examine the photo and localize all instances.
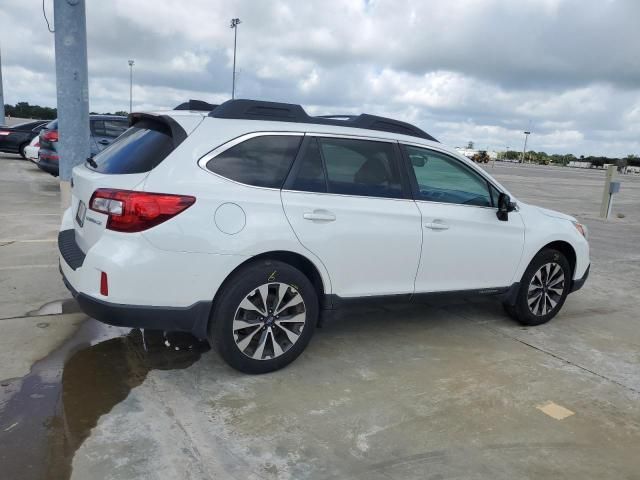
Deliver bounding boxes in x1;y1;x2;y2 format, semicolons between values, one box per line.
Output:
402;145;525;293
282;136;422;298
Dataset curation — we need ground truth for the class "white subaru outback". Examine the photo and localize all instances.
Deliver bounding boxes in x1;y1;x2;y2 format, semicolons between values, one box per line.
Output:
59;99;590;373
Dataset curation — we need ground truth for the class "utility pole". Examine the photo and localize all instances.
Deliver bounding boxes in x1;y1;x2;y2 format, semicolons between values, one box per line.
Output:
230;18;241;99
0;46;5;125
128;59;134;113
521;131;530;163
54;0;91;211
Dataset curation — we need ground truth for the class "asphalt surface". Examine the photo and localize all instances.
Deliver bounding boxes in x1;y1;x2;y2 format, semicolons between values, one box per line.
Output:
0;155;639;480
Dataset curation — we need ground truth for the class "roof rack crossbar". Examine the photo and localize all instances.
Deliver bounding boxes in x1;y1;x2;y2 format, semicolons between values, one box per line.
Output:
209;99;438;142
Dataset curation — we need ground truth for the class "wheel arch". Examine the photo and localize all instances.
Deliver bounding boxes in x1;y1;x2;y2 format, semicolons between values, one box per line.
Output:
212;250;328;310
537;240;576;277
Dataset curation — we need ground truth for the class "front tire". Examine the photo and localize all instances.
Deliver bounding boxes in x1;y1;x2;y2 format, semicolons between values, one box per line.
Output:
209;260;318;374
506;249;571;326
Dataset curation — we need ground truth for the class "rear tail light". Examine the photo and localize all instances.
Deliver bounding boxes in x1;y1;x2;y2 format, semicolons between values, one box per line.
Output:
42;130;59;142
34;142;40;147
0;131;10;136
89;189;196;233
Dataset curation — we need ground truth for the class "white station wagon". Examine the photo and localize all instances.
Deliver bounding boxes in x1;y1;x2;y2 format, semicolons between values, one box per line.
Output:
59;99;590;373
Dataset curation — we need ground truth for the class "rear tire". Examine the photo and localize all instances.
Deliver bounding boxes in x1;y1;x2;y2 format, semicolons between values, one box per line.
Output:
505;249;571;326
209;260;318;374
19;143;28;159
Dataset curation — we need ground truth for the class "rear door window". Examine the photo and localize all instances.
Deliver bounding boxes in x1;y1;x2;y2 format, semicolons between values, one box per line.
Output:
206;135;302;188
89;120;175;174
318;137;404;198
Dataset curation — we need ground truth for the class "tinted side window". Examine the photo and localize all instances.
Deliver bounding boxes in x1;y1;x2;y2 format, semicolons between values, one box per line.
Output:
318;138;403;198
104;120;128;138
90;121;175;174
406;146;492;207
289;138;327;193
207;135;302;189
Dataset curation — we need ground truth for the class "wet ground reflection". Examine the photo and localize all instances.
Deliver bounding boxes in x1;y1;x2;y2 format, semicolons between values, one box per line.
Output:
0;320;209;480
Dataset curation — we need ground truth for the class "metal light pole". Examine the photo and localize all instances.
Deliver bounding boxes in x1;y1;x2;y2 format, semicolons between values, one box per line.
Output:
0;46;5;124
521;131;530;163
54;0;90;211
230;18;241;99
128;59;134;113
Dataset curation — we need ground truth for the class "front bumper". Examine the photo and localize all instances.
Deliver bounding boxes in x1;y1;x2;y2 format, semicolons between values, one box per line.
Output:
570;264;590;293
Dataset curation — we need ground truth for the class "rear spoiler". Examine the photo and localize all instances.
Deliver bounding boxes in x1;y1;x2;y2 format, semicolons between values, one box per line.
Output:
128;112;187;148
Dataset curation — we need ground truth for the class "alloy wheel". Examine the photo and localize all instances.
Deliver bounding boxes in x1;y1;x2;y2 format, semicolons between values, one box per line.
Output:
233;282;306;360
527;262;565;316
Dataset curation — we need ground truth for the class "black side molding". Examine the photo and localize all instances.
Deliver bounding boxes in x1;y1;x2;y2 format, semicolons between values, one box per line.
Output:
58;229;85;270
323;286;512;310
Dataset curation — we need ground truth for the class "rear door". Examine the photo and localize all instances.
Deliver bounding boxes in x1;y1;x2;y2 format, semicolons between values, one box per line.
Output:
281;135;422;298
402;145;525;293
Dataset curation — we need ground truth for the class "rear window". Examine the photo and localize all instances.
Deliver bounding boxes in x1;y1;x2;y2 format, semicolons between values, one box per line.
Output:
44;120;58;130
206;135;302;188
89;120;175;174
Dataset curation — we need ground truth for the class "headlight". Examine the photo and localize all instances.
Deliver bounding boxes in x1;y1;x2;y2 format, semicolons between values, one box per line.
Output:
573;221;588;240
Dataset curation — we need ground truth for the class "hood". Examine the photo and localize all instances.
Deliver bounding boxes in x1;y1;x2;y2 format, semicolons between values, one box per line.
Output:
520;202;576;223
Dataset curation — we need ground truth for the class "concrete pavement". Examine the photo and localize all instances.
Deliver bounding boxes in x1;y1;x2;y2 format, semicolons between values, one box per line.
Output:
0;156;638;480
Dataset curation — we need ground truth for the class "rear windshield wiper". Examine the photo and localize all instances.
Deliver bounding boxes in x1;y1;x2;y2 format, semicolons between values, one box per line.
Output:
86;157;97;168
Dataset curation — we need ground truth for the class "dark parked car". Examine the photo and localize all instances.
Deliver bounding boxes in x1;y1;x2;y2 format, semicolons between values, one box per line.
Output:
37;115;128;175
0;120;49;158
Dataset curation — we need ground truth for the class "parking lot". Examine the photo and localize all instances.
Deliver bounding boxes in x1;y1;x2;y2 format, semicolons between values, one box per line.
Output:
1;154;639;479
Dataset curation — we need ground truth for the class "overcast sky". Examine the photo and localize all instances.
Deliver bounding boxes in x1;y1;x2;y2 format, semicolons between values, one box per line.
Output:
1;0;639;156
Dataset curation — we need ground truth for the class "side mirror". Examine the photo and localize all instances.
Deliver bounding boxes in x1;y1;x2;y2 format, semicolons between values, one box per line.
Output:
497;193;516;221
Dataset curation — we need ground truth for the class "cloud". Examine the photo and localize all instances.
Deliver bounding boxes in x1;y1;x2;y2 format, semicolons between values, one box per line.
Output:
0;0;639;156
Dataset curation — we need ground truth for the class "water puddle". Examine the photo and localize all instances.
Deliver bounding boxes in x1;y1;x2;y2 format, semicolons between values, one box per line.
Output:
0;320;209;480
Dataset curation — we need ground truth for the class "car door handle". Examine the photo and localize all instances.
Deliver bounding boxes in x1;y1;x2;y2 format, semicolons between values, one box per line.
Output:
303;211;336;222
98;139;110;145
424;221;449;231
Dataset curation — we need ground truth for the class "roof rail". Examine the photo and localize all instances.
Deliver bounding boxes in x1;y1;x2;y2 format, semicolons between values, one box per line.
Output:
174;99;218;111
209;99;438;142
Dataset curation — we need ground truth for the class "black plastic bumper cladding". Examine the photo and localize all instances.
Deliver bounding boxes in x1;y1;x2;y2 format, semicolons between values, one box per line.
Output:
58;229;85;270
61;271;212;339
570;265;590;293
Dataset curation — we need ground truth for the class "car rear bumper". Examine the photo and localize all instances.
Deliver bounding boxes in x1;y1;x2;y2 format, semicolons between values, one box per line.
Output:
37;157;59;175
58;216;246;338
61;269;212;337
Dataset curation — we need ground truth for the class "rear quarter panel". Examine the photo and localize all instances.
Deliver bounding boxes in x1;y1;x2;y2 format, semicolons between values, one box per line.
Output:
141;118;333;294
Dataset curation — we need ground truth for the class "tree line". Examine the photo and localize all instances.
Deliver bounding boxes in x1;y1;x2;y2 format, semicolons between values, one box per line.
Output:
499;150;640;168
3;102;128;120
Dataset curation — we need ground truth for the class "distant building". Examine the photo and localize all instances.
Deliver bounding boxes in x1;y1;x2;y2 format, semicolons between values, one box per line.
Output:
455;148;498;160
